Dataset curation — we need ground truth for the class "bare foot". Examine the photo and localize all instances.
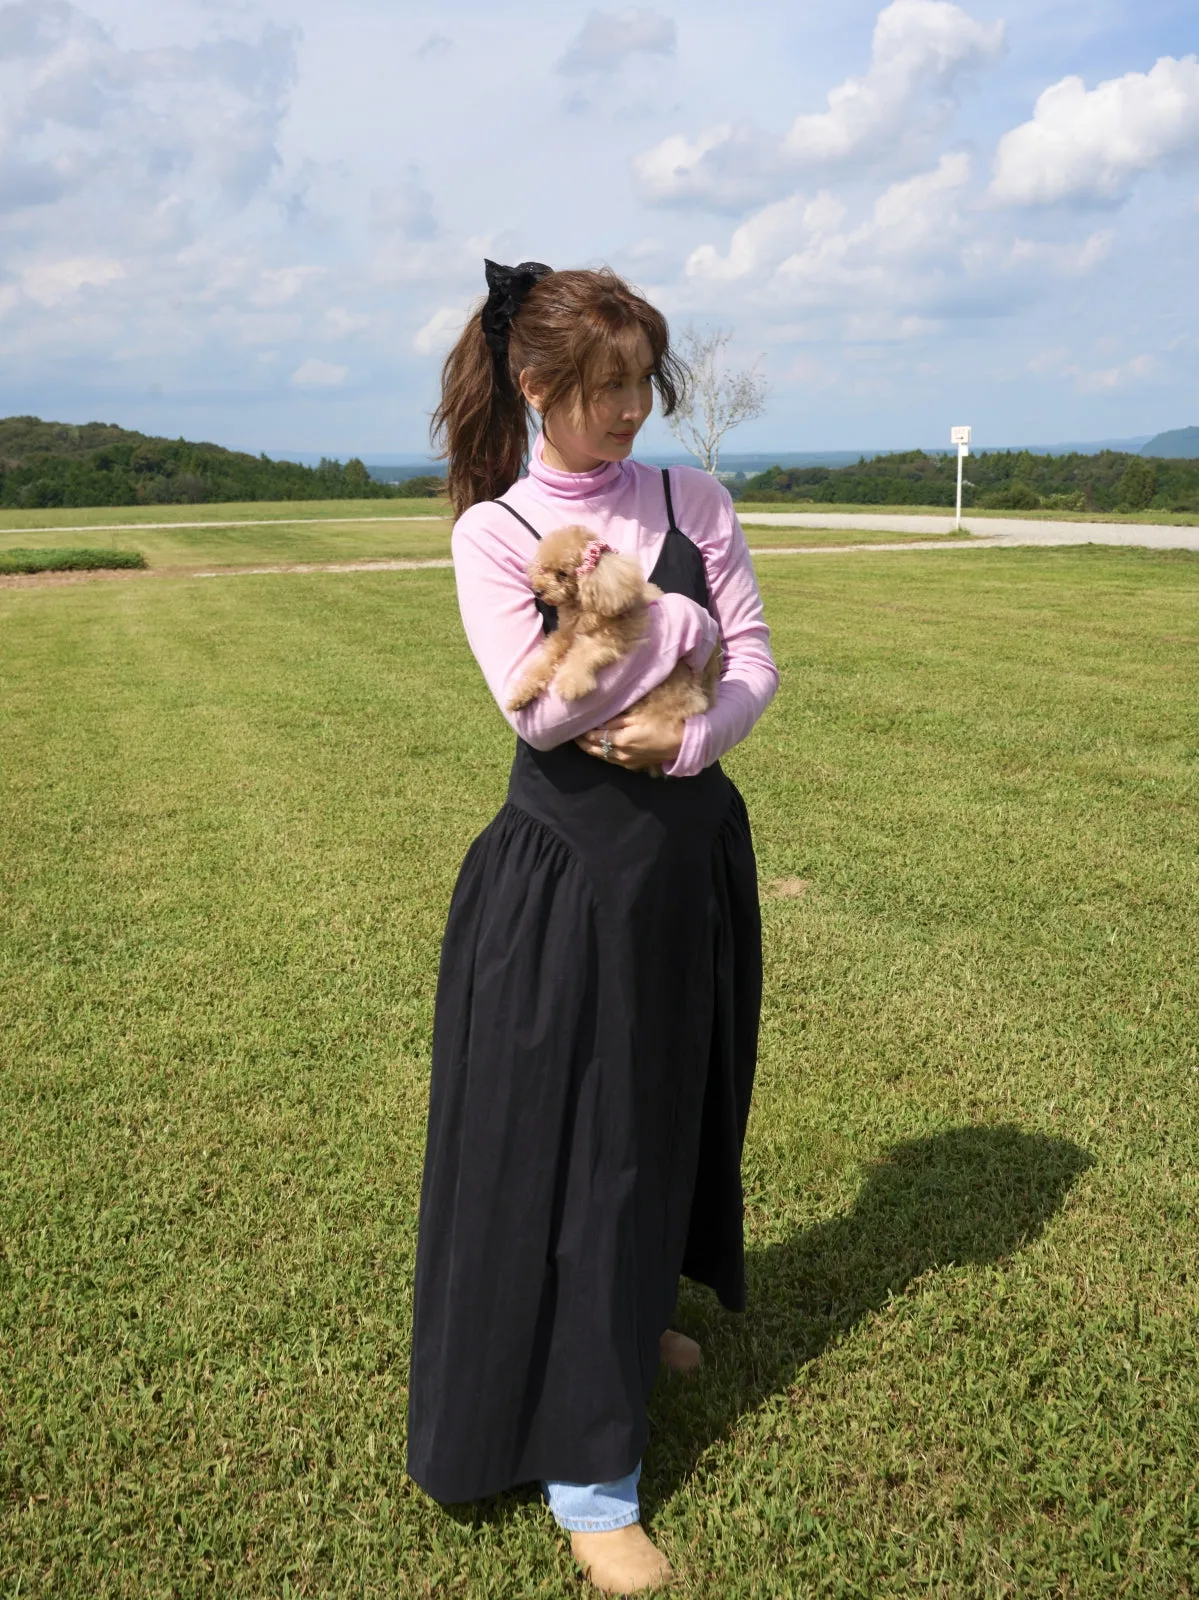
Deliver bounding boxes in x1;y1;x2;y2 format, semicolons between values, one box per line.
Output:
659;1328;702;1375
571;1524;674;1593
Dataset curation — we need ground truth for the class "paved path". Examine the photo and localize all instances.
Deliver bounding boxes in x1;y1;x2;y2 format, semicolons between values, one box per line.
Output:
742;511;1199;551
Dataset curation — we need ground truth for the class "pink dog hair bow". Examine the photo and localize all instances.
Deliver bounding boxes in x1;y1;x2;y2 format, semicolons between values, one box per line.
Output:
575;539;613;577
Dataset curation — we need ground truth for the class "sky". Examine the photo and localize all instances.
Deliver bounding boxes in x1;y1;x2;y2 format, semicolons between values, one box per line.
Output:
2;0;1197;456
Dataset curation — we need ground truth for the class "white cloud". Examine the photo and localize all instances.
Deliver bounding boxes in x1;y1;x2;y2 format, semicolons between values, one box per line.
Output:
22;255;125;306
0;3;297;242
785;0;1003;162
558;9;675;75
1028;348;1156;392
291;357;348;387
1007;230;1114;276
686;153;972;301
991;55;1199;205
671;145;1128;356
252;265;326;305
635;0;1003;207
634;123;765;210
413;305;469;355
372;169;438;242
324;306;371;337
686;192;847;282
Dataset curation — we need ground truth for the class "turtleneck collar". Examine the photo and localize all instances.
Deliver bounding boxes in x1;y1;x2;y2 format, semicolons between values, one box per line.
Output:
526;430;628;502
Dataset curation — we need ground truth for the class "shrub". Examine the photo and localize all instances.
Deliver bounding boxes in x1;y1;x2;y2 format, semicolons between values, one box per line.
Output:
982;482;1042;511
1117;457;1156;512
0;547;147;574
393;475;447;498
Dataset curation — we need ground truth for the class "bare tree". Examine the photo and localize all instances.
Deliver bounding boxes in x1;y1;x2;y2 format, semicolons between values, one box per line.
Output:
666;326;768;476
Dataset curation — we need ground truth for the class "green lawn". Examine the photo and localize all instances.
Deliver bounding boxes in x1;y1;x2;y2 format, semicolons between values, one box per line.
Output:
0;513;452;570
2;546;1197;1597
0;497;452;532
0;507;963;572
741;525;970;548
736;501;1199;526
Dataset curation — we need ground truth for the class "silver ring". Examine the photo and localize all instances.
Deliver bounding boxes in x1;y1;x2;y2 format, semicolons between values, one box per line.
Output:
600;732;613;761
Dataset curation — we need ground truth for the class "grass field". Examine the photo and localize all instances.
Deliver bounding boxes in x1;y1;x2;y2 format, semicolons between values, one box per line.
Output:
740;525;968;548
2;542;1198;1597
0;503;453;570
0;498;453;532
735;502;1199;525
0;506;963;576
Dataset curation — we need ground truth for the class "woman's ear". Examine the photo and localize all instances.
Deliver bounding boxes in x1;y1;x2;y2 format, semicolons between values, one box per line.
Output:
518;368;544;413
578;551;644;618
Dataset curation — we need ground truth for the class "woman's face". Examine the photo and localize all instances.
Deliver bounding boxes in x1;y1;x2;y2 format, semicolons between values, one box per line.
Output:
524;332;655;474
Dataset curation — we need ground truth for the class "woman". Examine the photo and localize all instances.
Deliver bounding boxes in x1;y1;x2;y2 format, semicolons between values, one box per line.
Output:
407;259;779;1593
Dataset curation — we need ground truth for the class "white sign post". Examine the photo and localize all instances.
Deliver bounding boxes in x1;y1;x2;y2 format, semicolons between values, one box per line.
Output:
951;426;972;531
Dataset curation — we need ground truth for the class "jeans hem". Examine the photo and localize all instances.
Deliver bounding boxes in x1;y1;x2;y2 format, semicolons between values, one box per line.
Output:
549;1506;641;1534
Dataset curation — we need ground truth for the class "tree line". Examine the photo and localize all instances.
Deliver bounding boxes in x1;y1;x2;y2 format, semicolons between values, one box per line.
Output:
737;448;1199;513
0;417;445;508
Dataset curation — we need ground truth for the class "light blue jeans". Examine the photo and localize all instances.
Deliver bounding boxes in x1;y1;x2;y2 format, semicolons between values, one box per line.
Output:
543;1460;641;1532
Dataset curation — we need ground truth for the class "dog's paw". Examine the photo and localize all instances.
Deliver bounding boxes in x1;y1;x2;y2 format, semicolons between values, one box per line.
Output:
505;681;539;711
553;662;597;701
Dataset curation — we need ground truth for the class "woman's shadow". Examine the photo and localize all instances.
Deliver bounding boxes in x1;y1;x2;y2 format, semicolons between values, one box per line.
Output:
644;1123;1092;1506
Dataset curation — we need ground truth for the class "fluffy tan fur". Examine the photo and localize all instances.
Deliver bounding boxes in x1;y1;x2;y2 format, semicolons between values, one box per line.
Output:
506;524;719;774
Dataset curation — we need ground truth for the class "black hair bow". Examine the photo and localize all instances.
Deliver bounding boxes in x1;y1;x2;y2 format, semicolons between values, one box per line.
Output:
480;258;552;358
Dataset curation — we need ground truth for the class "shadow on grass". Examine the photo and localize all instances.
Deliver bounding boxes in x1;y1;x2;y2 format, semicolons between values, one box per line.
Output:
437;1124;1089;1530
644;1123;1092;1508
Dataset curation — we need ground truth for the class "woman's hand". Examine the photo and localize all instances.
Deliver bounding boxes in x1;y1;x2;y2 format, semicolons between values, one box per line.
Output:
576;711;685;772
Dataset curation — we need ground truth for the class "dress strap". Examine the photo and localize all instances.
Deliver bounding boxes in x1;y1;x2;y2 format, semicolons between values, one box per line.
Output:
494;499;541;541
662;467;681;536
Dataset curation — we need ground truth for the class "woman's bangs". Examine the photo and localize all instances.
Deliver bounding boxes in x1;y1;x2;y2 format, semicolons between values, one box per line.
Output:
582;316;663;394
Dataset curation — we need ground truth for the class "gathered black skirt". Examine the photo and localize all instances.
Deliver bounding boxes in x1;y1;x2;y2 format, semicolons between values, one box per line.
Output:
406;737;761;1503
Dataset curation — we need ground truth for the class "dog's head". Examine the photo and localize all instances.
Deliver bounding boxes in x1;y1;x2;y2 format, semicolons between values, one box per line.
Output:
529;525;645;619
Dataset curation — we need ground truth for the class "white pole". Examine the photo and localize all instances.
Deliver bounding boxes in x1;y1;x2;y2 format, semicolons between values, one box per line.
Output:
950;426;971;531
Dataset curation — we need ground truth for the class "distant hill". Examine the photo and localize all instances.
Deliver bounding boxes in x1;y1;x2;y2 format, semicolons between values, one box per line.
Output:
1141;427;1199;460
0;416;443;509
739;446;1199;513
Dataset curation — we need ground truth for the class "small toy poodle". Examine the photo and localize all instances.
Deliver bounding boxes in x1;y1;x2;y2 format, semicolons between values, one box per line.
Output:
505;525;720;771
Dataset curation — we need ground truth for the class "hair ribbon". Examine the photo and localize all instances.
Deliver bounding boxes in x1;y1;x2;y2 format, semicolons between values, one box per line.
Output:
480;259;553;359
575;539;612;577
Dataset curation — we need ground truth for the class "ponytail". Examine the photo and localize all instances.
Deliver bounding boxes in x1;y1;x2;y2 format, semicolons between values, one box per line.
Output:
431;307;528;519
431;262;684;520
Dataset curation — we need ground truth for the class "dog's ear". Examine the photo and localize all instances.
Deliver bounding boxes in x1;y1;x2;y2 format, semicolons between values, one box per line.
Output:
578;551;644;618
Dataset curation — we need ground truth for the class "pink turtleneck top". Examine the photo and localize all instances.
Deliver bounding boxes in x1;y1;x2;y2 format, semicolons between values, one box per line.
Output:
451;435;779;778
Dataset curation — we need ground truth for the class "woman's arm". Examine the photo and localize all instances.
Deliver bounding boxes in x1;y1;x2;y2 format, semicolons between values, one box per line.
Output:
661;488;779;778
453;514;720;750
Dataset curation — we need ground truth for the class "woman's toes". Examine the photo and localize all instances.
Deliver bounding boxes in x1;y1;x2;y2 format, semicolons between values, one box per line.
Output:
659;1329;702;1375
571;1525;674;1592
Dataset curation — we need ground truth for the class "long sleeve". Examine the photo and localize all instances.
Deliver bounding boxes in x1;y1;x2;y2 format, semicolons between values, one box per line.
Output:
661;489;779;778
453;512;721;751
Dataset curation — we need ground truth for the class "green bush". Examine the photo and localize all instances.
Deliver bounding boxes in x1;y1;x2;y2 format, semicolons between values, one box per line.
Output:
0;547;147;574
1117;457;1157;512
982;482;1042;511
392;475;447;498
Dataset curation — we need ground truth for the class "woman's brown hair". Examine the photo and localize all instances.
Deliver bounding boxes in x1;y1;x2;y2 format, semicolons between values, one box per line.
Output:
431;265;684;518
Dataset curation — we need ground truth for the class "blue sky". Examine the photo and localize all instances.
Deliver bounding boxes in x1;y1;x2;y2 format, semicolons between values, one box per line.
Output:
2;0;1197;456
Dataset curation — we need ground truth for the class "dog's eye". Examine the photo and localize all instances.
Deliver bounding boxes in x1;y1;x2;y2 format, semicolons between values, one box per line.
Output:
555;569;570;581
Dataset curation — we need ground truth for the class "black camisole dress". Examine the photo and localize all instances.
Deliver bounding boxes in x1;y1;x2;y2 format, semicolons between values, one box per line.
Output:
407;471;762;1502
